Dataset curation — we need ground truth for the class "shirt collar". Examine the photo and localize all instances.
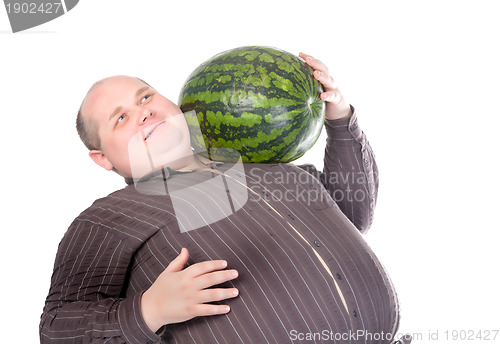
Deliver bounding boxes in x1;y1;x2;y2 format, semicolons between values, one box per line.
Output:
124;154;223;185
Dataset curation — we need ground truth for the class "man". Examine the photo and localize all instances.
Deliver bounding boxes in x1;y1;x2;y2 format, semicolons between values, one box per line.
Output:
40;53;405;343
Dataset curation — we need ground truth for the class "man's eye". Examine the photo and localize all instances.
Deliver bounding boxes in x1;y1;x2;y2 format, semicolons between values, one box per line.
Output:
117;114;126;123
140;94;152;104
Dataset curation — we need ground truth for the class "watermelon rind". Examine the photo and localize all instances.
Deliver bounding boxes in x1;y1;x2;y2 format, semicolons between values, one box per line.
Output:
179;46;325;163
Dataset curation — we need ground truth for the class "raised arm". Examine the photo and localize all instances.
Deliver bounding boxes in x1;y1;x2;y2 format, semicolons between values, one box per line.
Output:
299;53;379;233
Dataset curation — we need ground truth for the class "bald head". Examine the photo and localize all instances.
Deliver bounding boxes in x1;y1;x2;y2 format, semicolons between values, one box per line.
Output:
76;76;152;151
74;75;190;178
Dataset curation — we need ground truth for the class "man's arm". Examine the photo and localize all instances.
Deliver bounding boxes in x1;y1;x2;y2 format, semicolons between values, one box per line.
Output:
298;53;379;233
40;220;238;343
39;221;160;344
322;109;378;233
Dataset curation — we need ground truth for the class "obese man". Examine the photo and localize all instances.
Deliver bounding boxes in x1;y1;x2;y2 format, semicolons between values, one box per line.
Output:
40;53;404;344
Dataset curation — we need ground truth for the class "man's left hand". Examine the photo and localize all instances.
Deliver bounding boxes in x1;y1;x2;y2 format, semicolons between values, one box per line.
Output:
299;52;352;120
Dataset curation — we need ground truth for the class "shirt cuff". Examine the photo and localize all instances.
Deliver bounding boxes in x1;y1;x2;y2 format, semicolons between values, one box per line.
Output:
324;105;363;143
118;292;162;344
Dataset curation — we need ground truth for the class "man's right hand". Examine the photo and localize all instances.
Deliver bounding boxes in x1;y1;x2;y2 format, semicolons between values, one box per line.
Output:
140;248;239;332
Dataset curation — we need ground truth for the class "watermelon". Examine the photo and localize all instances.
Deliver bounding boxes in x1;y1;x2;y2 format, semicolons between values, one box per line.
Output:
178;46;325;163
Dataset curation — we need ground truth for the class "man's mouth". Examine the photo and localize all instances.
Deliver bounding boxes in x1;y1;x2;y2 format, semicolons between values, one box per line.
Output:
144;120;166;141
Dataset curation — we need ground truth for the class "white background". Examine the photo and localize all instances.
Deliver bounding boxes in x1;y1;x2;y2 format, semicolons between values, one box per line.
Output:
1;0;499;342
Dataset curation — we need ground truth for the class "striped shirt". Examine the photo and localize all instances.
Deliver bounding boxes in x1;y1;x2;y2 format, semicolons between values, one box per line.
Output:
40;109;399;344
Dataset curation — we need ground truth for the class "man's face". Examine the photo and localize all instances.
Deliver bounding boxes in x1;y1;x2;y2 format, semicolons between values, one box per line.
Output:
81;76;193;178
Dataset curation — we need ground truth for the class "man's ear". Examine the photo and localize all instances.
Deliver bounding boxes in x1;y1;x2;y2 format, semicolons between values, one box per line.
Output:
89;150;114;171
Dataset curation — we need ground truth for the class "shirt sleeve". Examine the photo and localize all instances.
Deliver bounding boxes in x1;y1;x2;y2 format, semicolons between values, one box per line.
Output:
299;105;379;233
39;220;162;344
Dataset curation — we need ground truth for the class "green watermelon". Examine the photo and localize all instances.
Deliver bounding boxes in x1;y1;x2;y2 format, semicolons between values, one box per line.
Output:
178;46;325;163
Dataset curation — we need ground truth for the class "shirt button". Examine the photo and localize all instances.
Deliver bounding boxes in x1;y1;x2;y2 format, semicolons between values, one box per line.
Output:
314;240;321;247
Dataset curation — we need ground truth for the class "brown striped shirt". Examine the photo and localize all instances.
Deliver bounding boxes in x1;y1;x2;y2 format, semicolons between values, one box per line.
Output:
40;108;399;344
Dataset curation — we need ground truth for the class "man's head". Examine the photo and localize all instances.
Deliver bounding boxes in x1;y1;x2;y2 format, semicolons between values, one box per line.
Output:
77;75;194;179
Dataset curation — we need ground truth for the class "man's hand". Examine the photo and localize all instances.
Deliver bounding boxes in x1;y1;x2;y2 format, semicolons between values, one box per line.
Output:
299;52;352;120
141;248;239;332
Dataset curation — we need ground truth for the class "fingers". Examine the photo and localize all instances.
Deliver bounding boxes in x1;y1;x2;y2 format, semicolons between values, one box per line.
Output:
299;52;328;74
320;90;343;104
165;249;231;277
314;69;336;89
191;288;239;317
165;247;189;272
184;259;238;290
192;304;232;317
165;252;238;290
184;258;229;277
300;52;337;92
144;253;240;328
195;269;239;290
300;52;351;120
197;287;239;304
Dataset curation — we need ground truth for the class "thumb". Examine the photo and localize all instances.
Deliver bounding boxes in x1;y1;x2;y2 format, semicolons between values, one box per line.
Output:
165;247;189;272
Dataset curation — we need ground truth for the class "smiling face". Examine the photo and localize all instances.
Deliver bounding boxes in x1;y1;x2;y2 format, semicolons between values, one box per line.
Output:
81;75;194;178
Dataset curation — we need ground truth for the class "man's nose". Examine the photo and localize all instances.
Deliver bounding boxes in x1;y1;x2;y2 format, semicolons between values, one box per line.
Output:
136;108;154;125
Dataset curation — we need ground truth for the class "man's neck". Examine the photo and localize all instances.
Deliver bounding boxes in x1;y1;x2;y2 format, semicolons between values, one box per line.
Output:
124;153;217;184
175;153;210;172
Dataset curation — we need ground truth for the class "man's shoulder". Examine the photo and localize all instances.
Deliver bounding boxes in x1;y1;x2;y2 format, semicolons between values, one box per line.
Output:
71;185;169;244
80;185;142;214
